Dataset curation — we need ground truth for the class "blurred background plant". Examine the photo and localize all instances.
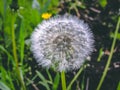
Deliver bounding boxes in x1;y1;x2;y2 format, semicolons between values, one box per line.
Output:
0;0;120;90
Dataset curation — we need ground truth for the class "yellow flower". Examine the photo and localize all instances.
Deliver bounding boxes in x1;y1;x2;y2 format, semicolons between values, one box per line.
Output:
41;13;52;19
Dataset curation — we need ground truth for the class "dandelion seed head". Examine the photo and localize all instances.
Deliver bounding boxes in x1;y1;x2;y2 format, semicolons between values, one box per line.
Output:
31;15;94;72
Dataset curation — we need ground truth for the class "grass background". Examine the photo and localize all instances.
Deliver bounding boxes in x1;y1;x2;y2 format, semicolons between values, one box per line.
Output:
0;0;120;90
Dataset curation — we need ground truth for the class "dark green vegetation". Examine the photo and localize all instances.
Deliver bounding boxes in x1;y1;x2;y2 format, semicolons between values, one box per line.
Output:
0;0;120;90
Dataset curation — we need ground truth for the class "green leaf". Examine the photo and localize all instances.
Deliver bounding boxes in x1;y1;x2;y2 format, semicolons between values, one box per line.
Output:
117;82;120;90
76;0;86;9
36;71;46;81
26;75;37;85
0;18;2;30
0;66;15;90
0;45;13;61
38;81;50;88
39;0;51;14
52;72;60;90
0;82;10;90
81;74;85;90
97;48;104;62
46;69;53;83
51;0;59;7
19;18;25;64
99;0;107;8
36;70;50;90
110;32;120;40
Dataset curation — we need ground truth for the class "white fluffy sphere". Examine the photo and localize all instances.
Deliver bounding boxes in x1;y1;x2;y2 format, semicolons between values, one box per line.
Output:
31;15;94;72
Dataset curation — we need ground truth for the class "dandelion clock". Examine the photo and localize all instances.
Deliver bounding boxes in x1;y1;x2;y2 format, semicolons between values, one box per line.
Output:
31;15;94;72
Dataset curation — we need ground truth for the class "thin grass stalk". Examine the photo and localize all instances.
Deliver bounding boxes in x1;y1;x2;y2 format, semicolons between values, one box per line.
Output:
67;65;84;90
11;12;26;90
61;71;67;90
96;16;120;90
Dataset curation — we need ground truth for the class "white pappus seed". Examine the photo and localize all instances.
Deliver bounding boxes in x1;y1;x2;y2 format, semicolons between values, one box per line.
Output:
31;15;94;72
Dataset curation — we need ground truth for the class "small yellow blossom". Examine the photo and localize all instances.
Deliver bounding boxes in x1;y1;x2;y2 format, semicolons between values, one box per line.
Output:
41;13;52;19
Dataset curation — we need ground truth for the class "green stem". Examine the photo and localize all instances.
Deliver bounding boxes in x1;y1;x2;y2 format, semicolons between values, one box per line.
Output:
11;12;26;90
67;65;84;90
96;16;120;90
61;71;67;90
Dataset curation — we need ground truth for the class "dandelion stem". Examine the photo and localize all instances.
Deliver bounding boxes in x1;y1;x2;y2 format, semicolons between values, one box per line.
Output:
67;65;84;90
96;16;120;90
61;71;67;90
11;12;26;90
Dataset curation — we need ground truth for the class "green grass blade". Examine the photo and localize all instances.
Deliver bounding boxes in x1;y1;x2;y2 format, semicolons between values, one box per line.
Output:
36;70;50;90
96;16;120;90
36;70;46;81
117;82;120;90
26;75;37;85
0;82;10;90
52;72;60;90
46;69;53;83
97;48;104;62
67;65;85;90
0;66;15;90
19;18;25;64
0;45;13;59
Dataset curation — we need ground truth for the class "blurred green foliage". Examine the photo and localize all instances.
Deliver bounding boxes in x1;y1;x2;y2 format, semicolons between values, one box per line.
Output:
98;0;107;8
0;0;60;90
0;0;119;90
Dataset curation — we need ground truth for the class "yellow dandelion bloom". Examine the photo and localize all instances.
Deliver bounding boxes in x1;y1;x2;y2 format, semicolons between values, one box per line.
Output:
41;13;52;19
